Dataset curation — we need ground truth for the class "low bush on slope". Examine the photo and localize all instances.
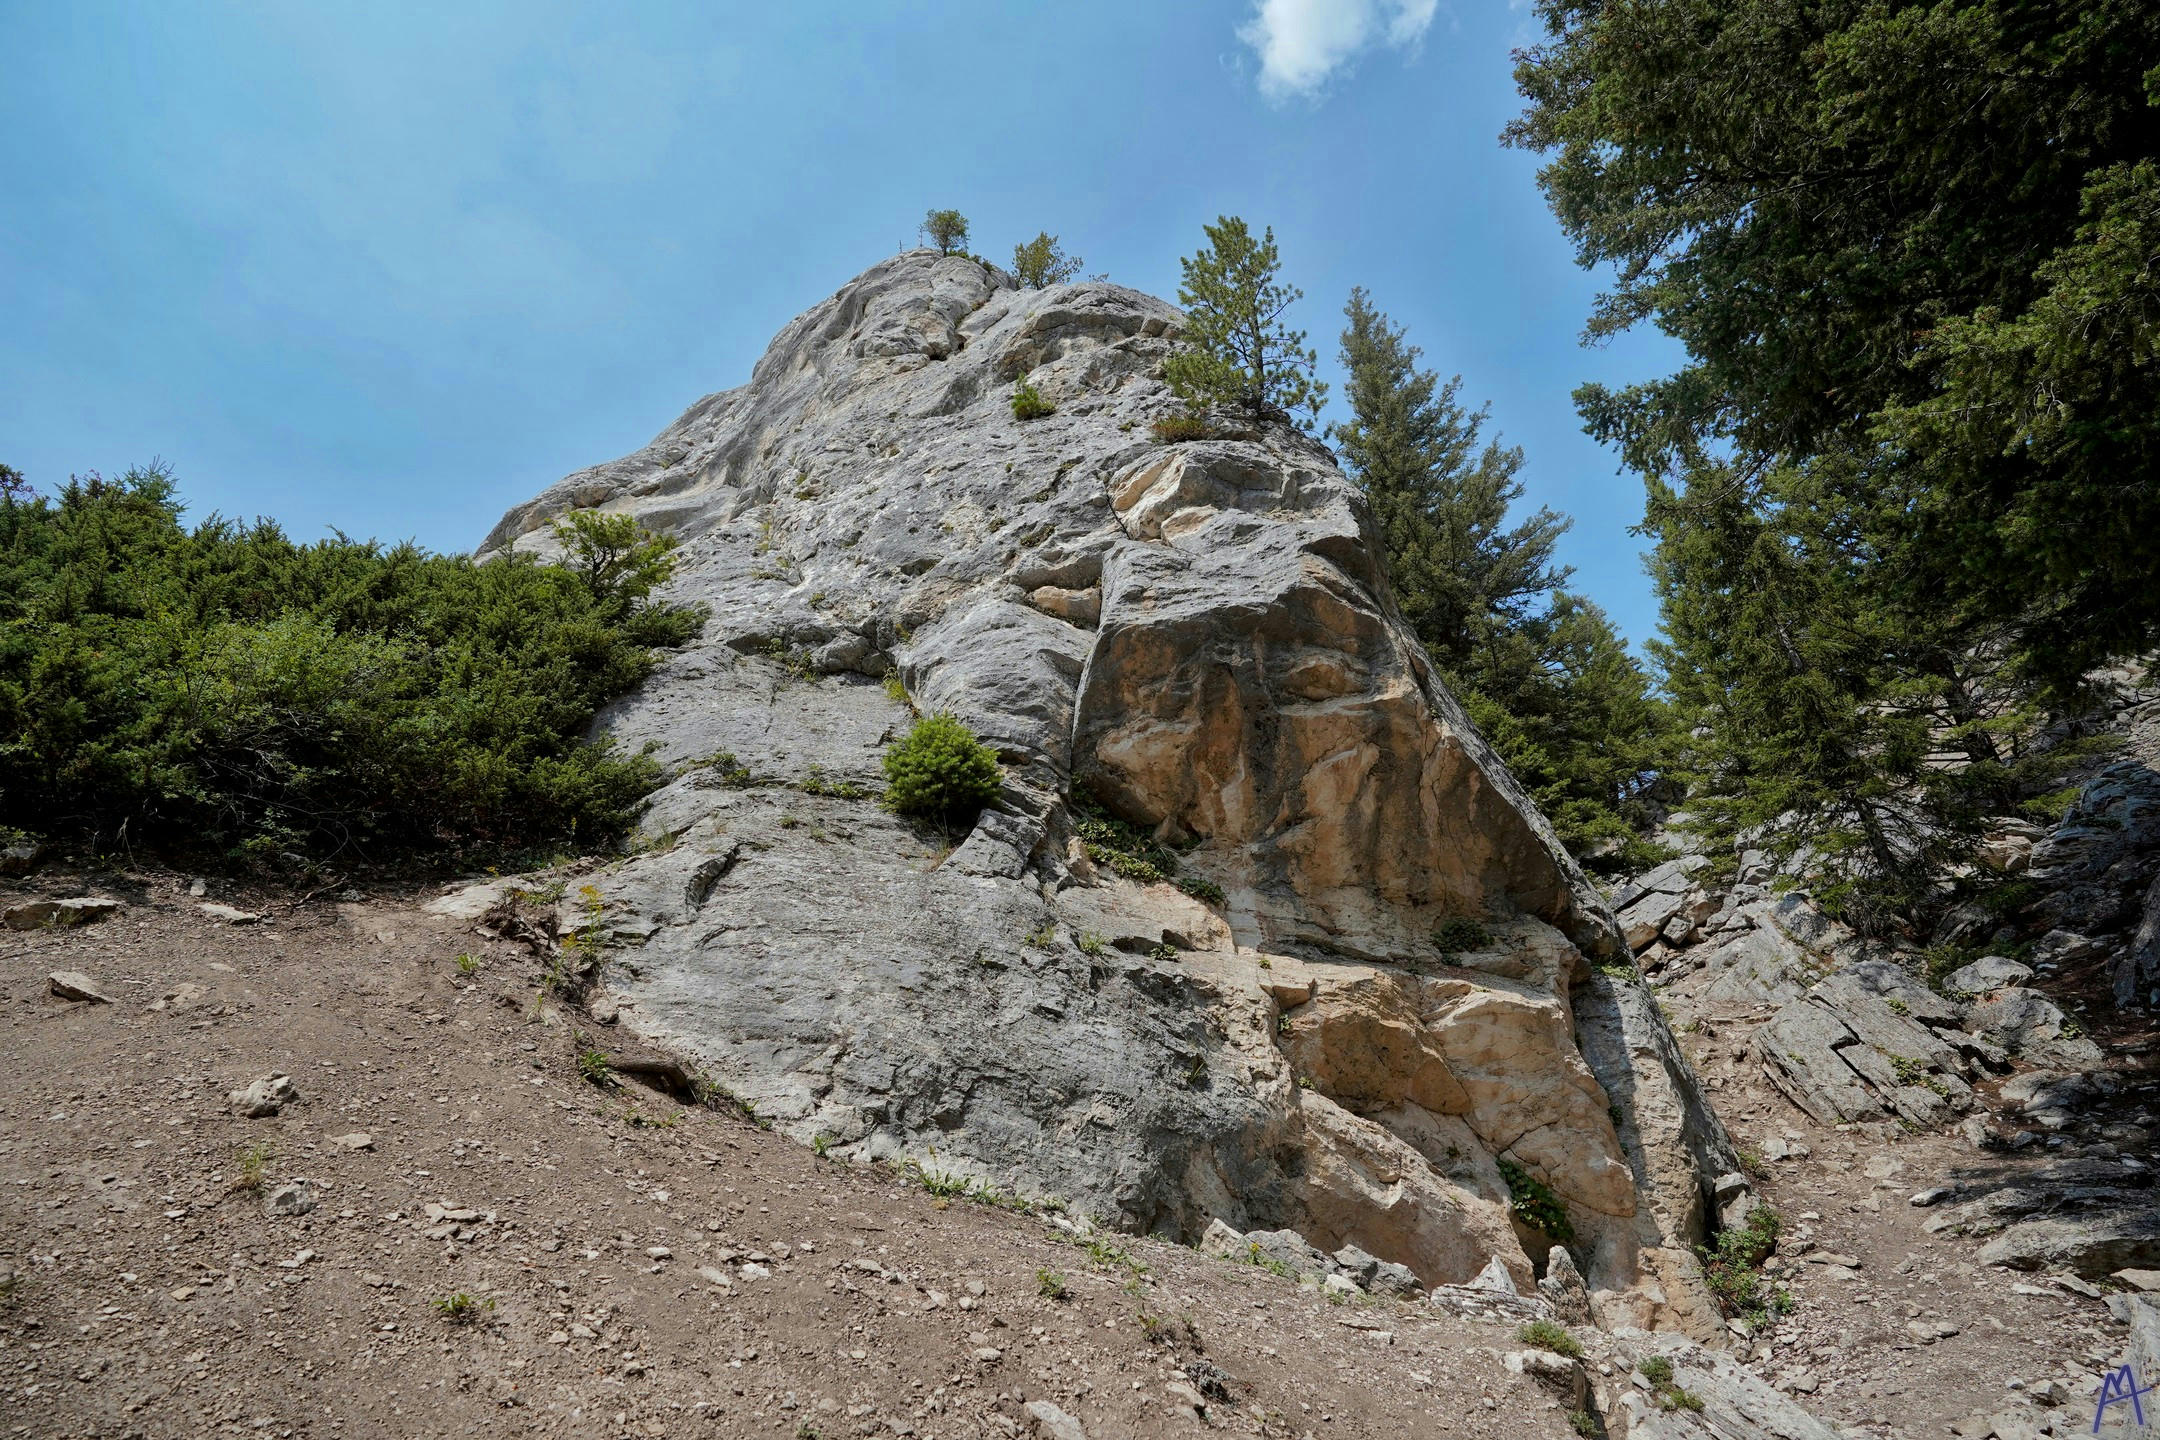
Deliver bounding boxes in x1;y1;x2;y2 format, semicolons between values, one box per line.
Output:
0;463;701;866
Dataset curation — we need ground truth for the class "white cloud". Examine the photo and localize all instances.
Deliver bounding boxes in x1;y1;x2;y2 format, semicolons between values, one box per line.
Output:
1237;0;1438;102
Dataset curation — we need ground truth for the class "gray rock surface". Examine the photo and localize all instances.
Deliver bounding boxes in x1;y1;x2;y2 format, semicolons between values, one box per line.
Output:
1607;1336;1846;1440
1916;1156;2157;1278
46;970;111;1004
228;1073;298;1119
1752;961;1990;1126
1961;986;2104;1067
1943;955;2034;997
467;251;1736;1329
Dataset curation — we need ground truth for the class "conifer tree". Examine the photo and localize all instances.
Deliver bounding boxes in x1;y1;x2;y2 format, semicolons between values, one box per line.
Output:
1011;232;1082;288
1506;0;2158;919
920;209;969;256
1334;290;1675;869
1164;217;1325;427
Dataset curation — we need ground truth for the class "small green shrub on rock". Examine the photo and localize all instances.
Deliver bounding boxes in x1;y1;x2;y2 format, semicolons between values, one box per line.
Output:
1517;1319;1583;1358
1150;415;1212;444
1011;381;1055;421
1497;1157;1573;1240
1011;232;1083;289
921;209;969;255
882;712;1002;821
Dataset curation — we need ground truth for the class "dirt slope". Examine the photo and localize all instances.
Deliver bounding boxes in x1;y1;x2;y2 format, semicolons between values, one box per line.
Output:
0;866;1590;1440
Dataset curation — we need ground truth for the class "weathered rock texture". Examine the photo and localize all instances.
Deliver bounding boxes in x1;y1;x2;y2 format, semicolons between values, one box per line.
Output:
469;251;1737;1332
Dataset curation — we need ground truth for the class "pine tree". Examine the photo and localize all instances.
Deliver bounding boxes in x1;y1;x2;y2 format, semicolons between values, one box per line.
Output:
1334;290;1675;869
1507;0;2160;920
1011;232;1082;289
1163;217;1325;427
1334;289;1569;668
920;209;969;256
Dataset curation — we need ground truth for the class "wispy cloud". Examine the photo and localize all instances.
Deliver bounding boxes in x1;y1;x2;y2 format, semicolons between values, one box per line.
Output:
1237;0;1439;102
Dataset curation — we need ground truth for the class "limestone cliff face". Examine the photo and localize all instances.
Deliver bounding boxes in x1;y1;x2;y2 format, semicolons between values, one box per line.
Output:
473;251;1738;1334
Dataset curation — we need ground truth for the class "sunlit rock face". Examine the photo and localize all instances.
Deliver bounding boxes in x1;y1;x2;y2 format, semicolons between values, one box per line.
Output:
472;250;1737;1334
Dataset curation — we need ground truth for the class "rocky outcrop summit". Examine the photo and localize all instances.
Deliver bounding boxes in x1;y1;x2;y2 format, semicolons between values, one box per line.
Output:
466;251;1743;1335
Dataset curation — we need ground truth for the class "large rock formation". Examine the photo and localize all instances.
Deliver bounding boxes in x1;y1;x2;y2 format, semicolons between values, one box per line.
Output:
468;251;1740;1332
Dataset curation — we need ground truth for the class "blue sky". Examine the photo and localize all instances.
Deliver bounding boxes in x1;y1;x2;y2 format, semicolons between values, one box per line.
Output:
0;0;1682;649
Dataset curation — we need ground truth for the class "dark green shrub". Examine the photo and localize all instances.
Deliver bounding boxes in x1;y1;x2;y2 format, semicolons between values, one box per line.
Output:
1072;792;1177;883
882;712;1002;821
1433;916;1493;954
1176;876;1226;907
1011;382;1055;421
0;465;701;865
1150;415;1213;444
1496;1157;1573;1240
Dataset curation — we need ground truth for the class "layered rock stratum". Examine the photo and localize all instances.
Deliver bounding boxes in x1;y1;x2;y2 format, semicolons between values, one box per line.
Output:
471;251;1743;1334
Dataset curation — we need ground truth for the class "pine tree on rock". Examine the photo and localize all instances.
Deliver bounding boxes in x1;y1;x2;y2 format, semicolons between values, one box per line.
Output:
920;209;969;256
1507;0;2158;920
1164;216;1326;428
1334;288;1569;670
1011;232;1082;289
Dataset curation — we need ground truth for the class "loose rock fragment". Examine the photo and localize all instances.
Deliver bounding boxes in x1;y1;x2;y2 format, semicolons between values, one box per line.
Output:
229;1073;300;1118
47;971;112;1004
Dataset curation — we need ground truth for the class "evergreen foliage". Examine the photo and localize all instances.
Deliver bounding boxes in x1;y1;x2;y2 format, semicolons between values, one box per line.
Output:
1163;216;1326;428
881;712;1002;822
1508;0;2160;919
1335;291;1675;870
0;465;702;865
920;209;969;256
1011;231;1083;289
1010;381;1054;421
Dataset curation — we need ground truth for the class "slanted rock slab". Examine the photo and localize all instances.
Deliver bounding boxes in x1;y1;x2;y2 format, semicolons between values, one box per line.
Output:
47;971;112;1004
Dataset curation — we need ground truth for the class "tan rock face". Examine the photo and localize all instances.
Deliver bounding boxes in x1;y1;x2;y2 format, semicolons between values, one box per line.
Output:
1074;449;1620;963
1294;1091;1528;1290
1277;947;1636;1241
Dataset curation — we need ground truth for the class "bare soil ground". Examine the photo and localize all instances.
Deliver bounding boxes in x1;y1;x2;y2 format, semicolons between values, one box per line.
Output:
1662;990;2157;1439
0;865;1592;1440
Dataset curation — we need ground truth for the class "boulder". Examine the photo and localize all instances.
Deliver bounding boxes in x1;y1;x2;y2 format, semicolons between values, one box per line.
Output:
1963;987;2104;1067
1606;1337;1846;1440
1695;919;1816;1009
1620;889;1689;952
1537;1245;1592;1324
1241;1228;1334;1280
2121;872;2160;1009
1023;1399;1090;1440
1976;1209;2160;1277
1752;961;1982;1126
1942;955;2034;997
266;1180;318;1217
5;896;120;930
1196;1218;1246;1262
